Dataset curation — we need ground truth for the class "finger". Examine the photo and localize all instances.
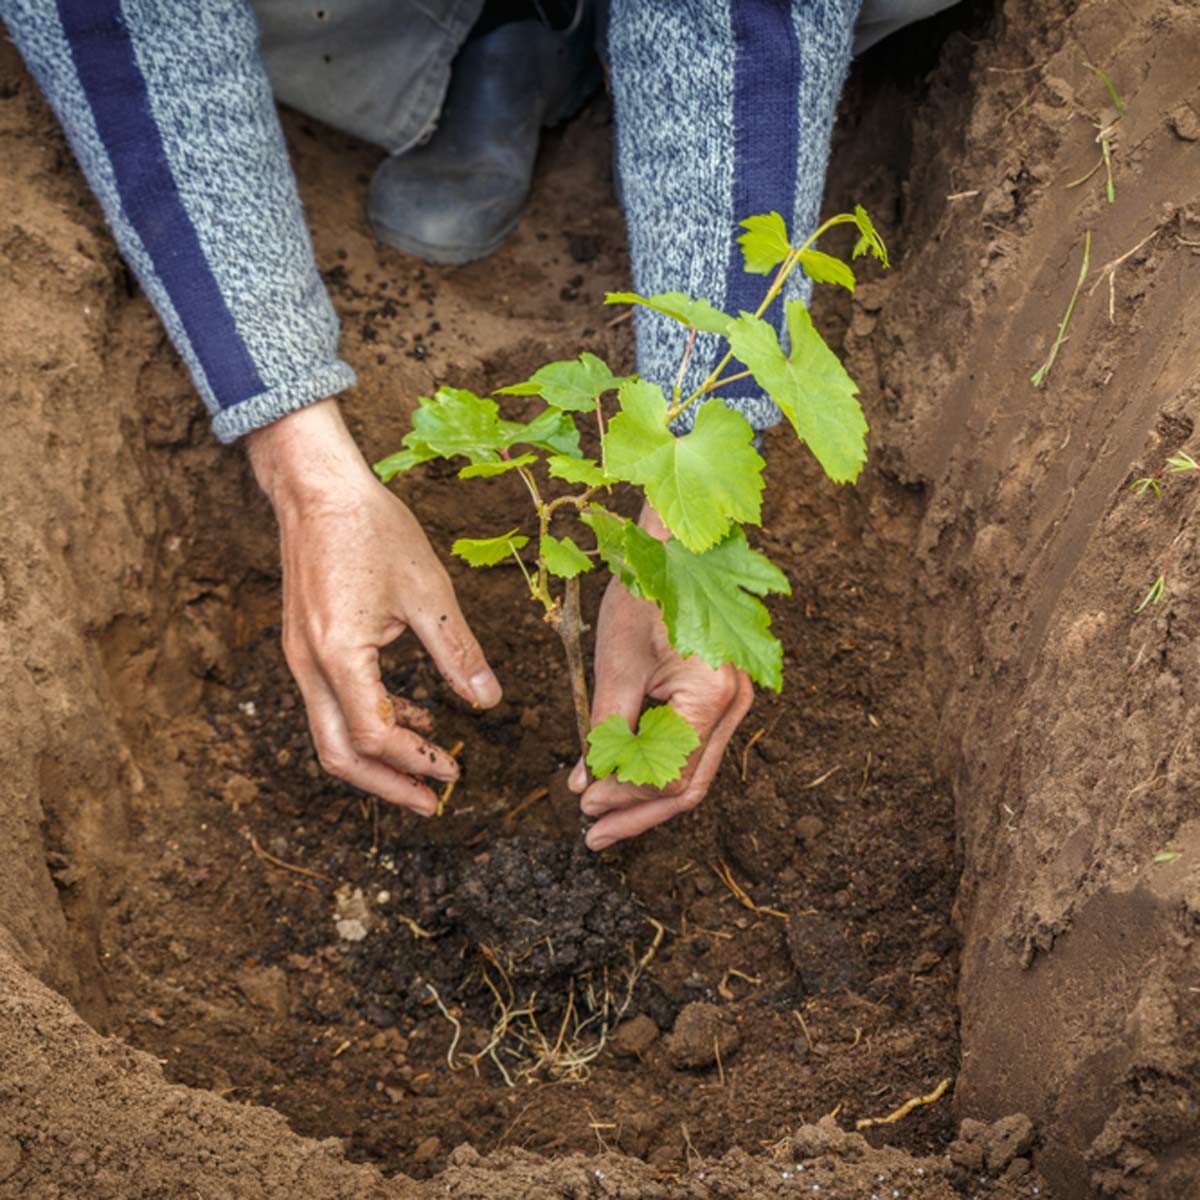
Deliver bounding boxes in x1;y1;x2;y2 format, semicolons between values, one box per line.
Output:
297;672;441;815
388;693;434;736
579;672;740;816
320;645;460;782
568;757;588;794
585;737;724;850
587;681;752;850
409;592;502;709
572;656;651;802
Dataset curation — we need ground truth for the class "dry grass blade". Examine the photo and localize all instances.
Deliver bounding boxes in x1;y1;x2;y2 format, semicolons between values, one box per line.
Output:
1088;227;1159;322
247;830;332;886
792;1008;816;1052
711;860;789;921
739;727;766;782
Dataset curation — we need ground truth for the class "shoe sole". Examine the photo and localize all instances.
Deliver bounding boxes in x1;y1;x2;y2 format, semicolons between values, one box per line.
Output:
370;210;523;267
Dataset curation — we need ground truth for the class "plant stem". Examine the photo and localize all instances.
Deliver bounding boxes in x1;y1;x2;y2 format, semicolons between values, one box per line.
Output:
673;328;698;404
549;575;592;765
666;214;853;423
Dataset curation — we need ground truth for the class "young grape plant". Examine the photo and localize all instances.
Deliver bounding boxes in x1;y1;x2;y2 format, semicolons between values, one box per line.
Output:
375;208;888;790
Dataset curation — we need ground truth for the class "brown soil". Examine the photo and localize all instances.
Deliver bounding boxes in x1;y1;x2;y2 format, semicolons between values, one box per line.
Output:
2;1;1198;1198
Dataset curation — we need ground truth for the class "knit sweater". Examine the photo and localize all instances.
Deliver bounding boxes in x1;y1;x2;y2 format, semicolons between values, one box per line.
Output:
1;0;860;443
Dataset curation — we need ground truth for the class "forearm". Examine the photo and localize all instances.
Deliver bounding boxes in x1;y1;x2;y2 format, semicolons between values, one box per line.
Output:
608;0;860;435
2;0;354;443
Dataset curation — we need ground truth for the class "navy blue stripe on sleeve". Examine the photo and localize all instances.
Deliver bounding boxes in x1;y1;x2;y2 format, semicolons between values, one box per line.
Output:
57;0;265;409
721;0;801;391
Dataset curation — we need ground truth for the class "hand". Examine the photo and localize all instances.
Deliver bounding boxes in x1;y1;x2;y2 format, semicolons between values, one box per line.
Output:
246;399;502;815
568;506;754;851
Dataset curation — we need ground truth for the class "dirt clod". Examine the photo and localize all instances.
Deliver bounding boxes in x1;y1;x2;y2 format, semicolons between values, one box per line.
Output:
610;1013;659;1058
235;965;289;1021
663;1001;739;1070
984;1113;1036;1173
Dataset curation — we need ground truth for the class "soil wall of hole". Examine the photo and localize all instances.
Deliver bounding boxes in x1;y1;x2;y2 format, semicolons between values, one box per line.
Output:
1;1;1198;1197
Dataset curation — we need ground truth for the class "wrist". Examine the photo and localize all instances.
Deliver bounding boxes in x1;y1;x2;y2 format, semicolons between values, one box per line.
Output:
246;398;375;516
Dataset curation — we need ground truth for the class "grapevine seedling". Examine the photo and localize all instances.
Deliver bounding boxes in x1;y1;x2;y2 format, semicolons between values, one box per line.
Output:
376;208;887;792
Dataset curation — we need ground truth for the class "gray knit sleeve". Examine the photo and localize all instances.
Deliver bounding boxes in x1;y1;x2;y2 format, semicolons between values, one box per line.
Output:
2;0;355;444
608;0;859;435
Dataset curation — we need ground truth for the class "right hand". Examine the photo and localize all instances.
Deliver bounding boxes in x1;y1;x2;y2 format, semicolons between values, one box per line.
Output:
246;398;502;816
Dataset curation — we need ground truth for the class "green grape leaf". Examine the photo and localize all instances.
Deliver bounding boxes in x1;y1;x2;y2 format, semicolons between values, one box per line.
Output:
500;407;581;457
627;529;791;691
586;706;700;787
409;387;509;461
604;290;733;336
851;204;889;267
726;301;867;485
605;379;764;552
737;211;793;275
798;248;855;292
541;533;593;579
452;529;529;567
496;352;627;412
458;453;538;479
546;455;608;486
374;447;433;483
581;507;647;593
583;511;789;690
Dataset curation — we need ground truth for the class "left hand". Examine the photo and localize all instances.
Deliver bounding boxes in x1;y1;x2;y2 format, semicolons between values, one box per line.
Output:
567;507;755;851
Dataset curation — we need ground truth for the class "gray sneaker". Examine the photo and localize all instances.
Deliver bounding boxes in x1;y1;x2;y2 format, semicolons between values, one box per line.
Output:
368;8;599;265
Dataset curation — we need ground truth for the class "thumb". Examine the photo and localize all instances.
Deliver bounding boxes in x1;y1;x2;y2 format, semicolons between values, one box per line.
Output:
410;597;501;709
568;657;647;794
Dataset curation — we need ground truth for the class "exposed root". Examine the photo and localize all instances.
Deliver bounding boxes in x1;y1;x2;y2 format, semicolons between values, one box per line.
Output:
712;860;788;921
855;1077;951;1130
246;830;332;887
428;918;666;1086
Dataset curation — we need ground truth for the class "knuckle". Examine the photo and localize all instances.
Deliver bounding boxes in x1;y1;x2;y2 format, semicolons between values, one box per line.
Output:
672;789;703;815
713;669;741;707
348;726;386;759
316;746;352;779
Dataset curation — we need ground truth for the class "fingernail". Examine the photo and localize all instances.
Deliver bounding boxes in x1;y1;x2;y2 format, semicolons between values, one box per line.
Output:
469;670;502;708
568;760;586;793
587;833;614;852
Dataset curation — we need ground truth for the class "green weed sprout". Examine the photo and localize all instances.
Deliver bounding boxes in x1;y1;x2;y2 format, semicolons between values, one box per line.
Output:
1131;452;1199;613
375;208;888;791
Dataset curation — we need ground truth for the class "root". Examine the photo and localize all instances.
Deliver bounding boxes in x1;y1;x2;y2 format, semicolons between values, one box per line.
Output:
428;917;666;1087
711;860;788;921
855;1077;951;1130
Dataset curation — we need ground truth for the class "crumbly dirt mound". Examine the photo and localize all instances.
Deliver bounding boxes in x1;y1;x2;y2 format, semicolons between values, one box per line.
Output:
3;0;1199;1196
453;835;647;977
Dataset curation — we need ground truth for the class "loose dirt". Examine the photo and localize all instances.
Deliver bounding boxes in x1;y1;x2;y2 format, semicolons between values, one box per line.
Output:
2;1;1198;1197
